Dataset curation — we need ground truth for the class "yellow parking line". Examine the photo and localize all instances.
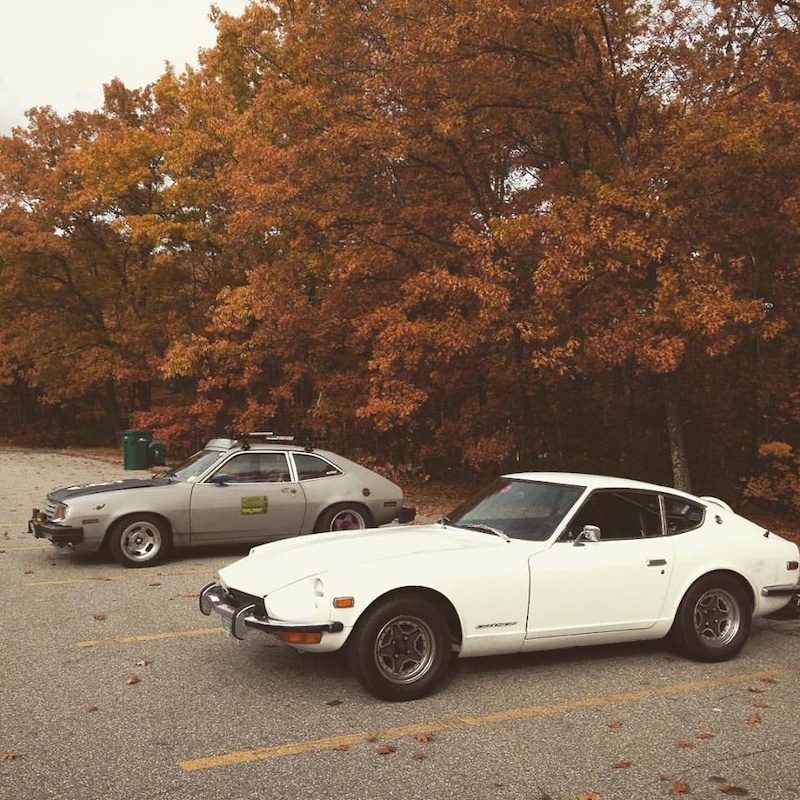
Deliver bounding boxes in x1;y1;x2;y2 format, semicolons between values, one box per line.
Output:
77;627;223;648
179;668;791;772
24;568;213;587
1;545;52;551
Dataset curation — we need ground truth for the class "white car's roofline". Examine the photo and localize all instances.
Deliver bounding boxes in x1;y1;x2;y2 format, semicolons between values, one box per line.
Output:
502;471;701;500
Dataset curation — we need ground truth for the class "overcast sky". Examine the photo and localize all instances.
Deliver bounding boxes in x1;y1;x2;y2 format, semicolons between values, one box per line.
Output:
0;0;249;135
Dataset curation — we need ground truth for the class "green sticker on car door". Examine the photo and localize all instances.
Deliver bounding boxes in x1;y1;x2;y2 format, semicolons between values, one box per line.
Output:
241;495;268;515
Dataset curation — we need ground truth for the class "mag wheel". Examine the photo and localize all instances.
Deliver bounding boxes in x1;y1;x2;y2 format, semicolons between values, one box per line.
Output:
316;504;372;532
670;574;751;662
108;515;169;568
348;595;452;701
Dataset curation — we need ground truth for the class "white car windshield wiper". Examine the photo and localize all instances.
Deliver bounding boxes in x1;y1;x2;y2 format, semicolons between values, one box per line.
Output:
450;521;510;542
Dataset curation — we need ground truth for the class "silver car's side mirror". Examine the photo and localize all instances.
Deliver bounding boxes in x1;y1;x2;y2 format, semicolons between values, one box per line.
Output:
573;524;601;546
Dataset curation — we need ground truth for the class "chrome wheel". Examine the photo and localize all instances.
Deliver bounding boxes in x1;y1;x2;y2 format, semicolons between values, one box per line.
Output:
374;614;437;685
669;574;751;662
317;504;372;532
108;515;169;567
692;588;741;648
330;509;366;530
349;596;452;700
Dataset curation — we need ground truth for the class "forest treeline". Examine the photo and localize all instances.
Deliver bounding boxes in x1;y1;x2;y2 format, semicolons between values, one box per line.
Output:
1;0;800;502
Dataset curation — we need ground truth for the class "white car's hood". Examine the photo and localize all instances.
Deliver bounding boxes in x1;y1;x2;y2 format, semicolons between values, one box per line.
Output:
219;523;517;595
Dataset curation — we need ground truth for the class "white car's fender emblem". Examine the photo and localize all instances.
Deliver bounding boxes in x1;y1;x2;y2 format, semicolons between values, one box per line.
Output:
475;622;517;629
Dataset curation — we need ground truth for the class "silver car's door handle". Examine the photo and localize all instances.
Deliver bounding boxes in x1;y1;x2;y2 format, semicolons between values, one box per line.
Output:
281;487;297;494
647;559;667;567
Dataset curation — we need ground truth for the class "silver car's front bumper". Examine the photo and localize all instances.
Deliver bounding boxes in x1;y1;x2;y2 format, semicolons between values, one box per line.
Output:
199;582;343;640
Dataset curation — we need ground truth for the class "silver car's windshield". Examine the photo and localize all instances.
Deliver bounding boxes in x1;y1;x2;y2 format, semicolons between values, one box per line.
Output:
168;449;227;482
446;478;585;541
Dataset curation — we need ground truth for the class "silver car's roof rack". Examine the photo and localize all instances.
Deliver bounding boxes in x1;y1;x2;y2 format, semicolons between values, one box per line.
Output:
231;431;317;451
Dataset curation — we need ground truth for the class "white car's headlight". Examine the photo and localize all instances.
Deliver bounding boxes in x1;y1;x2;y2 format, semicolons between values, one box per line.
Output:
266;578;328;621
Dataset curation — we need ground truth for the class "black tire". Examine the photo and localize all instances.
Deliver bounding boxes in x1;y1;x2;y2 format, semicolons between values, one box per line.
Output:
669;574;752;662
347;594;452;701
316;503;373;532
107;514;170;568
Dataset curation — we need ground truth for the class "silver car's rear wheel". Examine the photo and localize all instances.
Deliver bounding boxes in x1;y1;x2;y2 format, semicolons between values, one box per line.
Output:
108;515;169;568
669;574;751;662
316;504;372;532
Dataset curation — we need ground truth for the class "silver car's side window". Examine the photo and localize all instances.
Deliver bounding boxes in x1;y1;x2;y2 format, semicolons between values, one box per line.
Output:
218;453;291;483
293;453;343;481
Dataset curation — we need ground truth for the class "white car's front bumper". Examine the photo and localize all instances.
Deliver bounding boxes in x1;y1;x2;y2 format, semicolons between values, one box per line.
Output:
199;582;344;641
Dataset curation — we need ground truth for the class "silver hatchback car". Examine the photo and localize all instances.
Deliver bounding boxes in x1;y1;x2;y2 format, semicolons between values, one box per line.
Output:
29;433;415;567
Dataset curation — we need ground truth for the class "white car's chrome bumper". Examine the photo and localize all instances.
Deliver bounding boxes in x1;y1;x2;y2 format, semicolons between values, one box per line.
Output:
199;582;343;640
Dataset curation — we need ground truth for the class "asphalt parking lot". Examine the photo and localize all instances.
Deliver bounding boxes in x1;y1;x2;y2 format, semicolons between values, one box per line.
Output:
2;446;799;800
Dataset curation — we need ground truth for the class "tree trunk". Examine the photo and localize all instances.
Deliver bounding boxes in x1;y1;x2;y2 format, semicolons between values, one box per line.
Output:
663;372;692;492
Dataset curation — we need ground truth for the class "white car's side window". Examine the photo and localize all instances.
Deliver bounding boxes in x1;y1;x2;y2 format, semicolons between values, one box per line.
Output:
568;491;663;540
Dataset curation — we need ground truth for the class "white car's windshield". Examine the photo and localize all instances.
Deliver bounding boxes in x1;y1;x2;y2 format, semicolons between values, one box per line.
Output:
446;478;585;541
168;449;227;482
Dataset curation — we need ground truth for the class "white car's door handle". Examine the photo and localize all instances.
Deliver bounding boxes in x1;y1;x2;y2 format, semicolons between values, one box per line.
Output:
647;558;667;567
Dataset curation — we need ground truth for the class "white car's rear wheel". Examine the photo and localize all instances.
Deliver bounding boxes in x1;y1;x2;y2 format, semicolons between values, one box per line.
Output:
348;595;452;701
669;574;751;662
108;515;169;568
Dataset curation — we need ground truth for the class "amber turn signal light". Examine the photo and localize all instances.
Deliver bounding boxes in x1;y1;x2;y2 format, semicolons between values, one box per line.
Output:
275;631;322;645
333;597;355;609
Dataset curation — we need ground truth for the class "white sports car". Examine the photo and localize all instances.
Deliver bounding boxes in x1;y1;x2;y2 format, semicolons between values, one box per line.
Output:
199;472;800;701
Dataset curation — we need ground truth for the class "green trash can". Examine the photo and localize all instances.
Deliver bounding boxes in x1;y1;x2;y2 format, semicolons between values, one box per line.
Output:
148;440;166;467
120;429;153;470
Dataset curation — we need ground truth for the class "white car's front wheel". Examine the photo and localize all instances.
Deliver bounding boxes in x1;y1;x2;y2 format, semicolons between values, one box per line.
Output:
348;595;452;701
108;515;169;568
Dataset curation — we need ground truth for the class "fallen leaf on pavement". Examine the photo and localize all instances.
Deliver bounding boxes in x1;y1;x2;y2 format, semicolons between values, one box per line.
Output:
668;781;690;795
612;761;632;769
747;712;762;725
376;745;397;755
125;675;141;685
414;732;435;744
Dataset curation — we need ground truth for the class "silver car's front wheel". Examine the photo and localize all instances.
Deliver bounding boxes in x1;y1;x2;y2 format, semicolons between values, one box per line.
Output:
108;515;169;568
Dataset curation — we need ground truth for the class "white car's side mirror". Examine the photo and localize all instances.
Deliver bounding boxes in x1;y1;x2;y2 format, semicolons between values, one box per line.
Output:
573;524;601;545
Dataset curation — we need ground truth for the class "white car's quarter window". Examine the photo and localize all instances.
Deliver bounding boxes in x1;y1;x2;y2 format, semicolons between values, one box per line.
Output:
664;495;705;534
